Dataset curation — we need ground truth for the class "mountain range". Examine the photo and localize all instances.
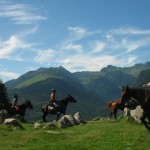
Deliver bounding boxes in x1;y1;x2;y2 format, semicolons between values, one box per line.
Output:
5;62;150;121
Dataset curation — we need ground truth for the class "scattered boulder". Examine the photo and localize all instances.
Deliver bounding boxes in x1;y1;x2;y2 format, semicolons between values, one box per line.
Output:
130;105;144;123
4;118;23;129
34;122;43;129
34;112;86;129
58;115;74;128
43;122;57;129
74;112;86;124
124;107;131;117
58;113;86;128
0;110;9;123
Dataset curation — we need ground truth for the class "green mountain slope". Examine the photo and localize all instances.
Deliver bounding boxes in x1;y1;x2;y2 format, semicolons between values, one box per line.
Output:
5;66;104;121
132;69;150;87
4;62;150;121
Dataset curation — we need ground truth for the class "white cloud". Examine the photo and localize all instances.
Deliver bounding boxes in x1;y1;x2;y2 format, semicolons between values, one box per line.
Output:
34;49;56;63
121;38;150;53
0;1;46;24
67;26;100;42
62;59;71;65
93;41;105;53
61;55;117;72
0;70;20;81
126;55;138;65
0;34;33;61
0;36;24;59
62;43;82;53
108;27;150;35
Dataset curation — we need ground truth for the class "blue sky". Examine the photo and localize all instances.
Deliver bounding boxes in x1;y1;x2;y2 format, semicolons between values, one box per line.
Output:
0;0;150;82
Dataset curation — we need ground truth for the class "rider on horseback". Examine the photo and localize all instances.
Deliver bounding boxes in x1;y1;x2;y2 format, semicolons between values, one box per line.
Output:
49;89;58;110
12;94;19;112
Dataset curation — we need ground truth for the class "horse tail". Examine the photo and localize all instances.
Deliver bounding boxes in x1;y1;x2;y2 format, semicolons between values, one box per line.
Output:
105;101;113;110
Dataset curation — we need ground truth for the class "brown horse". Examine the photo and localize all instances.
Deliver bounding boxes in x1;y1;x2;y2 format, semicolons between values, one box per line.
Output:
121;86;150;131
105;99;125;119
41;95;77;122
8;99;33;117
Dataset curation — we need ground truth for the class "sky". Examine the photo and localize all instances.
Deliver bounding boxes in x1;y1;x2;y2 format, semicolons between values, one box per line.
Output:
0;0;150;82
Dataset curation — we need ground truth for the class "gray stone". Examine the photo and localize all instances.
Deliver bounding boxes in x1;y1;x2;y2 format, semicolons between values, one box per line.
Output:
124;107;131;117
74;112;85;124
0;110;9;123
130;105;144;123
43;122;57;129
4;118;23;129
34;122;43;129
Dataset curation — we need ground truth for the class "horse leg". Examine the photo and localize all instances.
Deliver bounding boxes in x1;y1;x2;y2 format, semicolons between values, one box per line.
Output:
142;112;150;131
56;112;61;121
42;112;48;122
114;108;118;120
110;112;113;119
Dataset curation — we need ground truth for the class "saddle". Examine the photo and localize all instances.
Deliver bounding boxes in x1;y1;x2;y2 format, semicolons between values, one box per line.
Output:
48;105;55;110
13;105;19;112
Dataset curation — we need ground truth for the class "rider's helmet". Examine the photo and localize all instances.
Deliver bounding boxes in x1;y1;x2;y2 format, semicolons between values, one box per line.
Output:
14;94;18;98
51;89;56;93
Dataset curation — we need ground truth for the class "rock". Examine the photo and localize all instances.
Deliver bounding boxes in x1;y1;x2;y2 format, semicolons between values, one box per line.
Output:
124;107;131;117
58;113;86;128
74;112;86;124
130;105;144;123
0;110;9;123
43;122;57;129
4;118;23;129
58;116;72;128
34;122;43;129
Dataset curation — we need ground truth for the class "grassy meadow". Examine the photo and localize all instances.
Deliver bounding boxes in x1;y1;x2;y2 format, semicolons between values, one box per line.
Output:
0;118;150;150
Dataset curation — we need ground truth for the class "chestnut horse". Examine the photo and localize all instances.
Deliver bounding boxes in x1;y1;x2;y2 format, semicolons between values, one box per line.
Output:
121;86;150;131
105;99;125;119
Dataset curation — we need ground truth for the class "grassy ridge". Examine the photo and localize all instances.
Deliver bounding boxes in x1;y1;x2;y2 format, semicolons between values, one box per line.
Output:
0;119;150;150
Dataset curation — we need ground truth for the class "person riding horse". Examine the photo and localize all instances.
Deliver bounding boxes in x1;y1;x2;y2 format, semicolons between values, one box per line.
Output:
12;94;19;112
143;82;150;88
48;89;58;110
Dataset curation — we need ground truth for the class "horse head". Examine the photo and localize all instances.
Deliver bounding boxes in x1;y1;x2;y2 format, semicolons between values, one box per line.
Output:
121;86;131;103
67;95;77;103
25;99;33;109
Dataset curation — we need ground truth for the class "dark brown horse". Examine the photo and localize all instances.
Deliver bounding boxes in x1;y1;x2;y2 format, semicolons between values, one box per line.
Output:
8;99;33;117
41;95;77;122
121;86;150;131
105;99;125;119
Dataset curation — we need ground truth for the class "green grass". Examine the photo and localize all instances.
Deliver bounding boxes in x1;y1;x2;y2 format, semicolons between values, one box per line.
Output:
0;119;150;150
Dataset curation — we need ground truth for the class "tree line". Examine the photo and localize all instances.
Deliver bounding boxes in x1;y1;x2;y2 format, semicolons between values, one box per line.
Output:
0;79;9;110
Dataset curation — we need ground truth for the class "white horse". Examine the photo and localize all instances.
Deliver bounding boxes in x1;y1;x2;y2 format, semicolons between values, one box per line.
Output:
143;82;150;87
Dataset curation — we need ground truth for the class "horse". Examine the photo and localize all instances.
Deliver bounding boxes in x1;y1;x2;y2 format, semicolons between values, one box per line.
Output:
105;99;125;119
8;99;33;117
41;95;77;122
121;86;150;131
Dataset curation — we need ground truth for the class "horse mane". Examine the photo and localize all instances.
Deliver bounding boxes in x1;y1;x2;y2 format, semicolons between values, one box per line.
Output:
128;87;150;93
